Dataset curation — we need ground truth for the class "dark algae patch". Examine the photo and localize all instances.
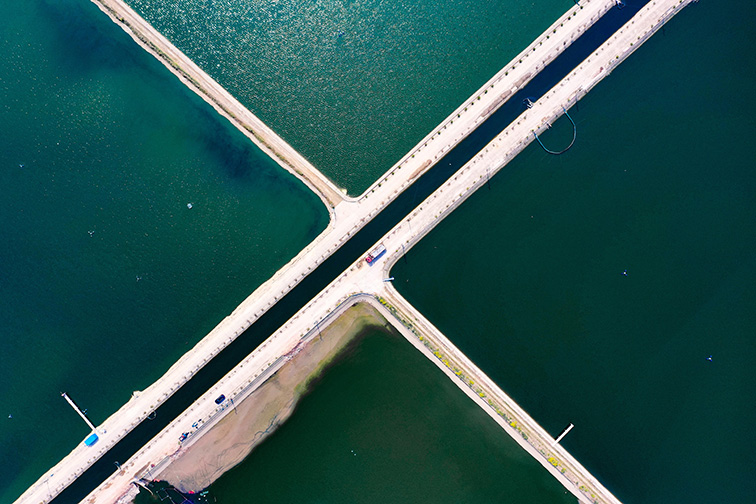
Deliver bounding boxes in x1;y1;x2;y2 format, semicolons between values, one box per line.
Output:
124;0;570;194
0;0;326;500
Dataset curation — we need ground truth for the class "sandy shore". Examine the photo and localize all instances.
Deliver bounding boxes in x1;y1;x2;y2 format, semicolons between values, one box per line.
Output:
157;303;389;493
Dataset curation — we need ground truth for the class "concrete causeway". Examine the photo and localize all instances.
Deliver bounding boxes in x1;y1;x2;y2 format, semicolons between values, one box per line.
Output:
16;0;695;502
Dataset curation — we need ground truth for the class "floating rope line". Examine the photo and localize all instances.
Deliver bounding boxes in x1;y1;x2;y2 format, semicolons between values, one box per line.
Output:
533;107;577;155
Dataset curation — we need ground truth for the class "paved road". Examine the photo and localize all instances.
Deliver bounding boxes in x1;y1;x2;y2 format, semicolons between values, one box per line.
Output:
16;0;693;502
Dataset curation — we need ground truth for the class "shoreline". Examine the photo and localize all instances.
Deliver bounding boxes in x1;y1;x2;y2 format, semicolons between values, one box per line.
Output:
139;293;614;504
153;303;390;493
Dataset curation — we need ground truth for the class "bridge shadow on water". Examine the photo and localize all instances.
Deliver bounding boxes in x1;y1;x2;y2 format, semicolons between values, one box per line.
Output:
50;1;655;502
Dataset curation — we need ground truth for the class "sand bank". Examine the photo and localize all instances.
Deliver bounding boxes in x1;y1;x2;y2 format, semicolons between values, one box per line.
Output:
157;303;389;493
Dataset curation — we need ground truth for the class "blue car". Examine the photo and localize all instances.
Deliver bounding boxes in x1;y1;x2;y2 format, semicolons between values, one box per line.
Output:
215;394;226;404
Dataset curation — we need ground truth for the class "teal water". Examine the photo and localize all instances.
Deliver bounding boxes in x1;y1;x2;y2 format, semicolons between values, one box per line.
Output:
202;328;578;504
125;0;572;195
394;1;756;502
0;0;327;501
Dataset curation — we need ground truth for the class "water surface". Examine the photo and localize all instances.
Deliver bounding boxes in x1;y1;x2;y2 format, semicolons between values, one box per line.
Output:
125;0;573;194
394;2;756;501
0;1;326;500
206;328;578;504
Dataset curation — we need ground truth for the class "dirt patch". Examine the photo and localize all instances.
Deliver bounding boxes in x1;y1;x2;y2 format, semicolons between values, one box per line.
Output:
159;303;388;492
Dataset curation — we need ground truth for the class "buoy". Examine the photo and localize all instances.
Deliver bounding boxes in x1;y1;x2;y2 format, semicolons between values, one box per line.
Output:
187;203;193;209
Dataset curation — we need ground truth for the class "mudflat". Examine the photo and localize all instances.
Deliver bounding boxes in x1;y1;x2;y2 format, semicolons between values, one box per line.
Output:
159;303;389;492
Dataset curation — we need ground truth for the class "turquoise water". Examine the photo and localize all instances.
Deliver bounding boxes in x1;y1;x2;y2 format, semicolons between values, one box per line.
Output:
125;0;572;195
394;1;756;502
204;328;578;504
0;0;326;501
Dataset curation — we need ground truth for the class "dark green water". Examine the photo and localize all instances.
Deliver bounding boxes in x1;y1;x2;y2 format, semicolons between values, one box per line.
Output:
394;1;756;502
124;0;572;195
0;0;327;501
204;328;577;504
